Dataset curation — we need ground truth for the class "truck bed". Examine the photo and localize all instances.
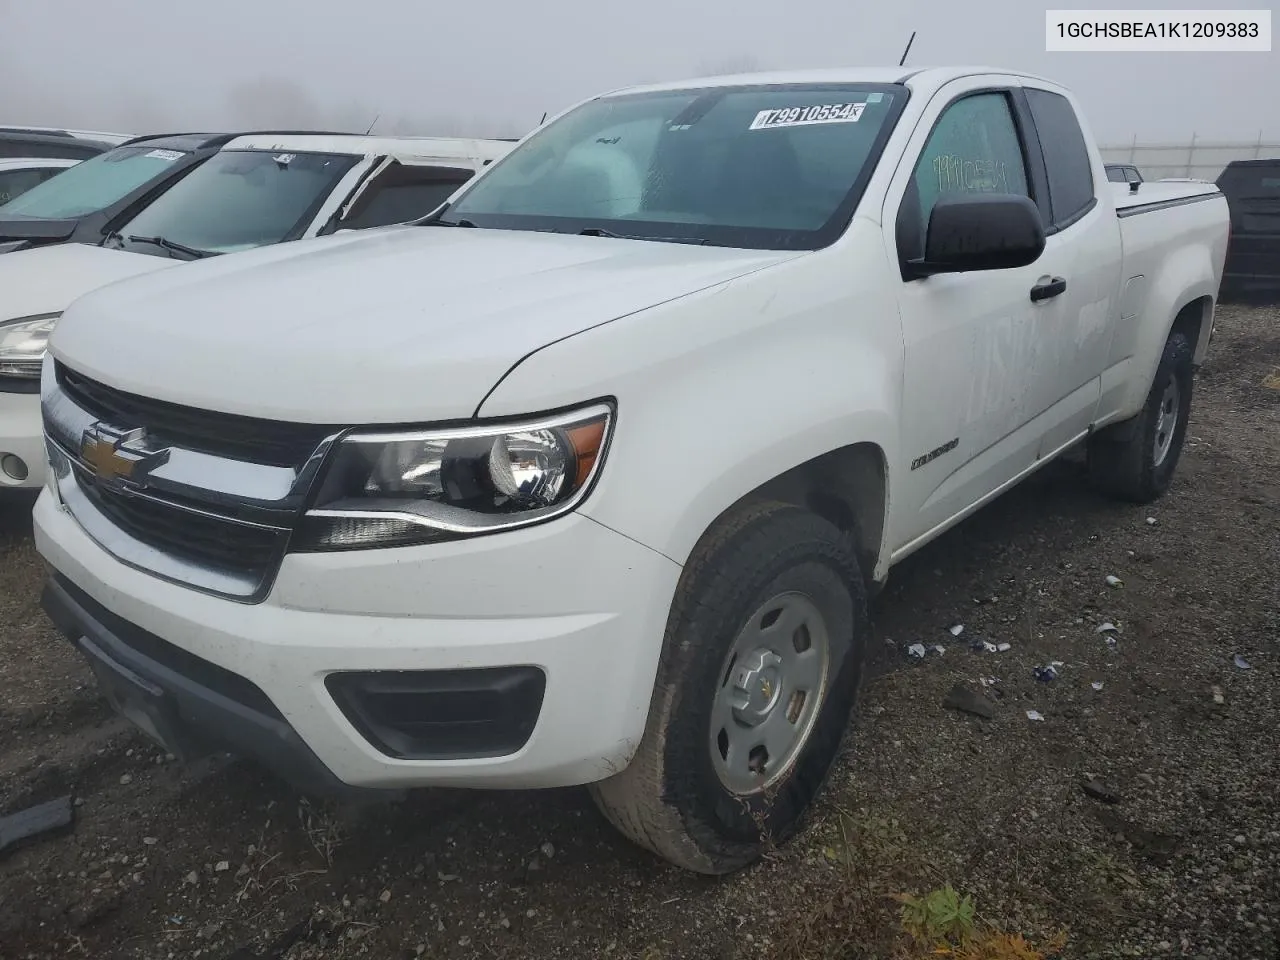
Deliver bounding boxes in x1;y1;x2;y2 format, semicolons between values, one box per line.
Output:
1094;176;1229;424
1112;179;1221;214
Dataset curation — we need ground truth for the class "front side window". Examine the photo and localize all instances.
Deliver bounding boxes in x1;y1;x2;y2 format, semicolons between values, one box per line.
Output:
1025;88;1095;226
440;83;905;249
0;145;190;219
898;91;1031;260
113;149;360;257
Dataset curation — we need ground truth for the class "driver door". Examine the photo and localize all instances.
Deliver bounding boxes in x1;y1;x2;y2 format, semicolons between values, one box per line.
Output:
884;79;1052;557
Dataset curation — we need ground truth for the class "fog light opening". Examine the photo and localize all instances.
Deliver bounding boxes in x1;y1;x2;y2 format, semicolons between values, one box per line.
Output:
1;454;28;482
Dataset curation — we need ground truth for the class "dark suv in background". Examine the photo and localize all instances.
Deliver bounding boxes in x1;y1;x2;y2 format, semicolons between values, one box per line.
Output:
1216;159;1280;302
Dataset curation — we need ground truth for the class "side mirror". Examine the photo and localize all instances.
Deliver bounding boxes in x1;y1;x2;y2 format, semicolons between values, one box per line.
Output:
907;193;1045;277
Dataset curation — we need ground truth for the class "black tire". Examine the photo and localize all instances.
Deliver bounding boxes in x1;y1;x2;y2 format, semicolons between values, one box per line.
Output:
589;501;868;874
1087;329;1194;503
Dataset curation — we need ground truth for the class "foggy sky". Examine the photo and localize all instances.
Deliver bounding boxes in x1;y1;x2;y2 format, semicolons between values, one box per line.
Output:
2;0;1275;145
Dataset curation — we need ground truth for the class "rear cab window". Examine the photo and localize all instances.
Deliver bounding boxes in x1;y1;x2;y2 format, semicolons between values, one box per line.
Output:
1024;88;1096;229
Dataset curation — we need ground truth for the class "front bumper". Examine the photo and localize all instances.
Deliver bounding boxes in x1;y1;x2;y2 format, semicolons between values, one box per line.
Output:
34;489;681;790
0;389;43;489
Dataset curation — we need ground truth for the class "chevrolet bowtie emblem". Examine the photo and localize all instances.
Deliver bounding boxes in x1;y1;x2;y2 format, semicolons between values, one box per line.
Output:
80;424;170;485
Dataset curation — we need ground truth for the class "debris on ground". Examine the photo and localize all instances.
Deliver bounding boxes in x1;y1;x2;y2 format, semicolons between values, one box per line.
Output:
1096;622;1119;634
1091;681;1105;692
0;795;74;858
1026;710;1046;722
907;643;927;659
931;644;946;655
1233;654;1252;670
996;642;1011;653
1105;575;1123;588
1034;665;1059;682
949;624;965;637
1212;685;1225;705
942;684;996;720
1081;779;1122;804
1146;516;1158;525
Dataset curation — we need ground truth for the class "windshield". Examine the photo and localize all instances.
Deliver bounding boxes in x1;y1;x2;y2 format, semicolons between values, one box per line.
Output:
1218;163;1280;198
441;83;905;249
113;149;360;257
0;144;190;220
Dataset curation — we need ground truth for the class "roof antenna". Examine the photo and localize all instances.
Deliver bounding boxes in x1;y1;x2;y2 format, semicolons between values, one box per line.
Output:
539;111;548;126
898;31;916;67
364;113;380;135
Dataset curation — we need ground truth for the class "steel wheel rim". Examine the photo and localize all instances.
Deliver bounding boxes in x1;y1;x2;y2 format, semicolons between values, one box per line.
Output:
1153;377;1180;467
709;591;832;796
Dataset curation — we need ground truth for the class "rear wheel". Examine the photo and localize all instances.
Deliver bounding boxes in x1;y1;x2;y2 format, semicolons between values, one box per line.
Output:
590;501;868;874
1087;329;1194;503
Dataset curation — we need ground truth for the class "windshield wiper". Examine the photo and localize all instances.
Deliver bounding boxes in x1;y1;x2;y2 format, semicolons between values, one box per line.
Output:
578;226;707;245
114;234;214;260
426;217;477;228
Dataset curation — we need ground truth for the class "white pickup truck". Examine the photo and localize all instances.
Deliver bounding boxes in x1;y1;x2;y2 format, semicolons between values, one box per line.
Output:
34;67;1227;875
0;133;511;490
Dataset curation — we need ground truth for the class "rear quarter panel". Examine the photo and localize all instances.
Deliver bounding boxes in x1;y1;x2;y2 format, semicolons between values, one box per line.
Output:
1098;193;1228;421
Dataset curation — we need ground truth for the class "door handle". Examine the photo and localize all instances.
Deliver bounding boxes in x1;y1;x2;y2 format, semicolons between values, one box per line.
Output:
1030;277;1067;302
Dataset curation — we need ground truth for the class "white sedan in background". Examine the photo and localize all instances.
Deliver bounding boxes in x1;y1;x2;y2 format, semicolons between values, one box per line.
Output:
0;132;511;491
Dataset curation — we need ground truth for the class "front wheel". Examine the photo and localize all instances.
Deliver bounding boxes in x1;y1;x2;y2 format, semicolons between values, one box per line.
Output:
1087;329;1194;503
589;501;868;874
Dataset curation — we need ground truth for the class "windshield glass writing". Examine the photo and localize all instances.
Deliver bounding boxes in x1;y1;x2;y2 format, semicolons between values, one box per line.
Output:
115;149;360;256
443;84;903;249
0;145;189;220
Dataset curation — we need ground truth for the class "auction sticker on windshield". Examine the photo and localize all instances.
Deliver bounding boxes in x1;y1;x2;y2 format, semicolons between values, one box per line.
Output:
144;149;184;162
749;103;866;130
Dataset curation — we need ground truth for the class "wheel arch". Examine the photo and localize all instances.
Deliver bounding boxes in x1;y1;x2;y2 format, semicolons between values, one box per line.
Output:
689;442;891;588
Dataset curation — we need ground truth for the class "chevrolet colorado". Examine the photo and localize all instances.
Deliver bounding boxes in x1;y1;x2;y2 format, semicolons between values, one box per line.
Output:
0;133;510;490
34;67;1228;874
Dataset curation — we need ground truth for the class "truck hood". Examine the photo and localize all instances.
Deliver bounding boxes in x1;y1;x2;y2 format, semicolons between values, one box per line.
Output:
51;226;801;423
1;242;177;321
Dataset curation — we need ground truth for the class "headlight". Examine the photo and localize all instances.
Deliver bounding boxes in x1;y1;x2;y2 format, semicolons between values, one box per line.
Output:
293;402;613;551
0;313;60;380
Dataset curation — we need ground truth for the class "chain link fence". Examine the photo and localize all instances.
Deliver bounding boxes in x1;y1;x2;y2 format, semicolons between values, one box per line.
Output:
1099;137;1280;182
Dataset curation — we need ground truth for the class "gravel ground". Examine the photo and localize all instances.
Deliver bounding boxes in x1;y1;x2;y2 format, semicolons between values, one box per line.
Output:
0;304;1276;960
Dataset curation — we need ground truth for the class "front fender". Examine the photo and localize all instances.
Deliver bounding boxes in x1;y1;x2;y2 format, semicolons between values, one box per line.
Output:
478;232;904;572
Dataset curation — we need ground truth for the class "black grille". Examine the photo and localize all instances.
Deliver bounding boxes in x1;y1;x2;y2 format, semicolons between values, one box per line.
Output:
74;464;285;579
45;573;285;722
57;363;337;468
